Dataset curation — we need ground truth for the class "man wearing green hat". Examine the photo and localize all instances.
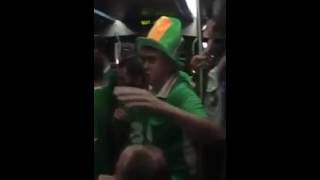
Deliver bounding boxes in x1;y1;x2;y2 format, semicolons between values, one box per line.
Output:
114;16;224;180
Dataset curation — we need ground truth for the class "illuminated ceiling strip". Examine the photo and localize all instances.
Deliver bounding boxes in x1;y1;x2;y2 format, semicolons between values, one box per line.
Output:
94;9;115;21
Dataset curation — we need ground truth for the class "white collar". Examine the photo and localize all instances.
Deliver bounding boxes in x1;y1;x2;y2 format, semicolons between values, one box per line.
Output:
155;73;178;99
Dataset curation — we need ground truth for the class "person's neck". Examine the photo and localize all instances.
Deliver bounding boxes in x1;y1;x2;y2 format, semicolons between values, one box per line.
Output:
152;72;175;93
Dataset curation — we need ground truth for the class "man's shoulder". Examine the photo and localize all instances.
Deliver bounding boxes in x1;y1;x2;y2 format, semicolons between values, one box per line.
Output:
94;70;117;95
167;72;207;118
94;85;113;98
167;80;199;106
169;71;196;97
170;82;195;97
94;83;116;109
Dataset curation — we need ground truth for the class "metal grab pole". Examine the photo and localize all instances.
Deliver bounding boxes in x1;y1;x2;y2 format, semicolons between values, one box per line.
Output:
196;0;204;101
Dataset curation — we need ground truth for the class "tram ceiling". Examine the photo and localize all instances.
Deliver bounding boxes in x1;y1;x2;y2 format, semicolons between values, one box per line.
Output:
94;0;210;37
94;9;114;34
95;0;194;31
95;0;193;20
94;8;135;37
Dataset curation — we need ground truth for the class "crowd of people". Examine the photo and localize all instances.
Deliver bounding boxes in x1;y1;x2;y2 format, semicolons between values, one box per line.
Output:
94;1;226;180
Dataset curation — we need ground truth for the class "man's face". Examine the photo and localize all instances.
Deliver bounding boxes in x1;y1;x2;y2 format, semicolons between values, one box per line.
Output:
139;47;172;86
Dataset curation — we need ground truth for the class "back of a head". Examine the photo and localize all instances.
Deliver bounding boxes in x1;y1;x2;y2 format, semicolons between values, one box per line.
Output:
115;145;171;180
118;55;145;79
117;55;148;88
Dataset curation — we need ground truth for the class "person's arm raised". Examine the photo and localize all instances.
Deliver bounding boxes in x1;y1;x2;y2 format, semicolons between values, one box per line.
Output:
114;87;225;143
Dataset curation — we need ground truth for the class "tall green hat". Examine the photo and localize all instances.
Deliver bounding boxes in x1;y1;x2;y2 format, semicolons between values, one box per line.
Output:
136;16;184;68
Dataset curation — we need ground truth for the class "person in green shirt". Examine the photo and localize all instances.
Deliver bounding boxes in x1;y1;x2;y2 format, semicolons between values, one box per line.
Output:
95;50;149;180
94;50;117;179
112;54;148;163
113;16;224;180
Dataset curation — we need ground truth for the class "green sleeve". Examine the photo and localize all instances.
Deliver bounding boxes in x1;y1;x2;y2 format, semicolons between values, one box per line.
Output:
169;84;208;119
181;89;207;118
94;83;116;179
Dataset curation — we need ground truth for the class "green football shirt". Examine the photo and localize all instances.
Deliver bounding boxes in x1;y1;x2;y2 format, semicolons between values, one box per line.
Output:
94;71;117;180
126;71;207;180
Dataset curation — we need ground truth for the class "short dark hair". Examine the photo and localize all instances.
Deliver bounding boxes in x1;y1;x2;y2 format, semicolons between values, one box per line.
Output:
94;49;107;81
115;145;171;180
118;55;148;88
119;55;144;79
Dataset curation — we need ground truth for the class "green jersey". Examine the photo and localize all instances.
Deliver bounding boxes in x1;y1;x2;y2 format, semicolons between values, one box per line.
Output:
126;71;207;180
94;71;117;180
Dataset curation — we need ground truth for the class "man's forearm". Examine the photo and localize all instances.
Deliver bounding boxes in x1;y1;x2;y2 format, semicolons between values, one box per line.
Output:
158;101;225;143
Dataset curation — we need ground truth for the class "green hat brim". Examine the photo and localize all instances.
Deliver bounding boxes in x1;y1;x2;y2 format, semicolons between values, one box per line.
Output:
136;37;184;68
